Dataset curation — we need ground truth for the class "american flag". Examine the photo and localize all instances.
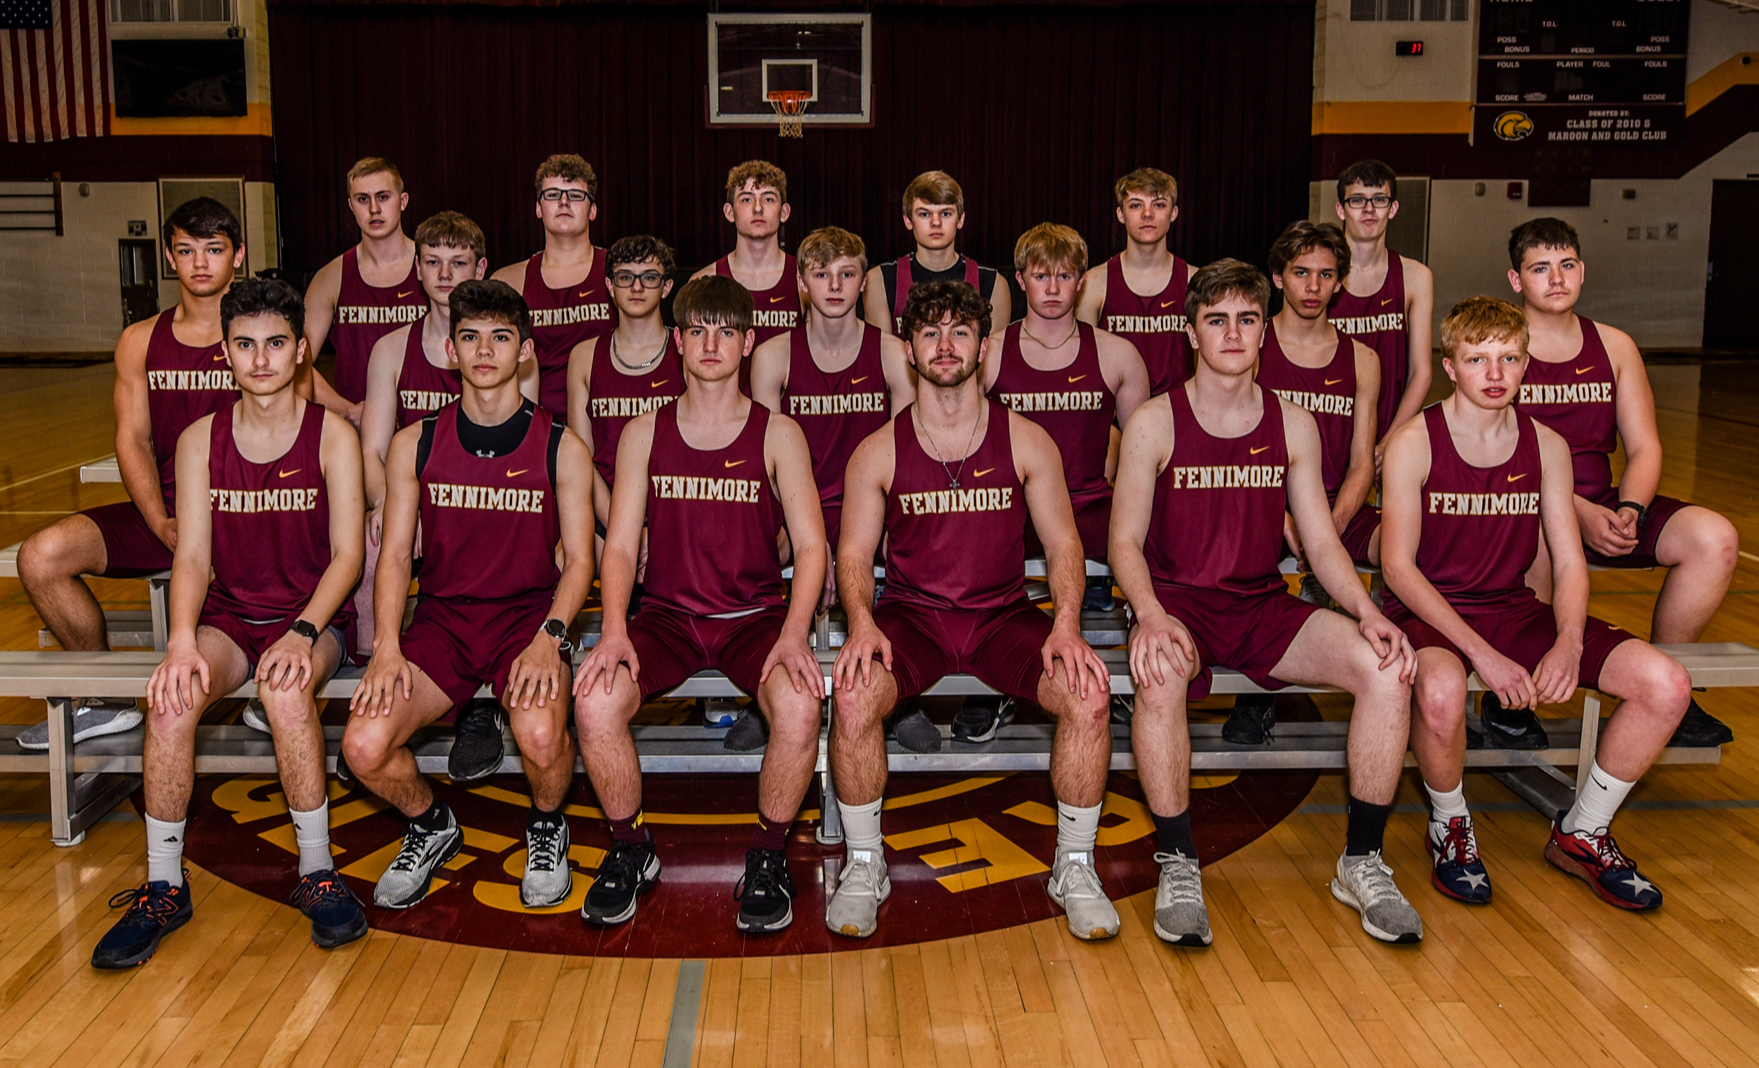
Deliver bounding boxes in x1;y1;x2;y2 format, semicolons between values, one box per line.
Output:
1;0;110;142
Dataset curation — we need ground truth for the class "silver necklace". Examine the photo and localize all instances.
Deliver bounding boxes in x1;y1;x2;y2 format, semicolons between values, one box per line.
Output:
916;403;983;489
611;331;667;372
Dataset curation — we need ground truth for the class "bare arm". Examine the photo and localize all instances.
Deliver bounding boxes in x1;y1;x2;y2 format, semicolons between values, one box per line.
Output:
831;425;894;690
1014;412;1106;695
749;333;791;412
359;327;405;518
566;336;597;446
879;333;917;412
150;420;216;713
371;426;421;657
301;258;352;415
1604;323;1662;510
1108;399;1172;624
574;415;653;695
1539;425;1590;646
764;416;828;692
862;266;895;335
489;261;527;289
1074;264;1107;325
987;278;1012;338
1385;258;1434;443
1332;339;1381;532
112;317;175;548
1098;329;1150;429
304;411;366;631
547;430;597;626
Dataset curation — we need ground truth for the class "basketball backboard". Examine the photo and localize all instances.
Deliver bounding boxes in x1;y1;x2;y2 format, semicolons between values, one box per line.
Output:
707;13;872;128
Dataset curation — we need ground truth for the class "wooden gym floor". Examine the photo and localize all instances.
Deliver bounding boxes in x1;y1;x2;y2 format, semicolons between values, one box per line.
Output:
1;358;1757;1067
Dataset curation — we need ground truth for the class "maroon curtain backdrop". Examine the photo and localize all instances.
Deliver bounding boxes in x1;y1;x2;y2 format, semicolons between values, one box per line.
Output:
266;3;1313;279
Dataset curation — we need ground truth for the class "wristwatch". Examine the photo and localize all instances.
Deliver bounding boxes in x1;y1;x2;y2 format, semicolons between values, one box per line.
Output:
288;619;319;644
541;617;572;654
1615;500;1650;529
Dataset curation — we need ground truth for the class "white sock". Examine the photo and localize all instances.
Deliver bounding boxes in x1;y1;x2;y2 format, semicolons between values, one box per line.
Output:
1562;761;1636;835
840;798;884;865
289;802;332;876
1425;781;1470;824
1056;800;1103;862
145;814;186;886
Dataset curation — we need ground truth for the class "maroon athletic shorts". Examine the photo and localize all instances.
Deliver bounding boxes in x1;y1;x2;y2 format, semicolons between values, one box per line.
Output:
82;501;173;577
626;604;791;701
1339;504;1380;566
868;597;1055;705
197;605;350;675
1143;585;1322;700
1026;493;1110;562
1386;594;1636;690
822;501;843;552
1581;489;1690;570
400;592;556;708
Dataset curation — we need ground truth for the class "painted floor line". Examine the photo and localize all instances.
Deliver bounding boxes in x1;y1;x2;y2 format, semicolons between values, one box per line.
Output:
0;455;112;495
664;959;706;1068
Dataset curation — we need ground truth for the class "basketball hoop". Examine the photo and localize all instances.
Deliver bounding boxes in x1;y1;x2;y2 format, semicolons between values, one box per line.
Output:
767;90;811;138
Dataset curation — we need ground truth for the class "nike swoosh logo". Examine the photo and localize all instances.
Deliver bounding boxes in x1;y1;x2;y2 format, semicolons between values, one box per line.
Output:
277;468;301;478
397;290;416;299
650;379;669;389
1324;378;1344;386
850;376;869;385
724;459;747;469
506;468;529;478
769;295;787;304
972;467;994;478
1575;365;1593;375
1380;297;1395;307
1159;298;1178;309
1249;446;1271;456
578;289;596;299
213;353;229;362
1507;473;1528;482
1067;374;1087;384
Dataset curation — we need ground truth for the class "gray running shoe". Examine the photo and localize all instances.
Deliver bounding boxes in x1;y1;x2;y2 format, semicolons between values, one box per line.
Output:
521;816;572;908
1047;849;1120;941
373;810;463;909
1152;851;1212;946
1331;851;1423;944
825;848;890;938
241;700;270;734
17;699;142;751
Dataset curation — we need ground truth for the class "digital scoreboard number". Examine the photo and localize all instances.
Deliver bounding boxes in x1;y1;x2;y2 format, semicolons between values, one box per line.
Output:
1475;0;1689;147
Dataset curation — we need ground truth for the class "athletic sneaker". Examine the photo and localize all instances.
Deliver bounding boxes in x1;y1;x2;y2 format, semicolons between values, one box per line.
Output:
334;745;356;787
241;700;270;734
521;816;572;908
1151;851;1212;947
1470;692;1548;750
1109;694;1133;726
1669;698;1734;748
581;837;660;925
17;699;143;751
1081;576;1116;613
1544;818;1662;910
91;873;193;968
448;700;506;782
373;810;463;909
723;709;769;752
734;848;795;934
1331;851;1423;944
825;848;889;938
1427;815;1492;904
1222;695;1276;745
289;869;368;948
1047;849;1120;941
891;705;941;753
702;699;740;728
1297;572;1334;611
953;696;1013;744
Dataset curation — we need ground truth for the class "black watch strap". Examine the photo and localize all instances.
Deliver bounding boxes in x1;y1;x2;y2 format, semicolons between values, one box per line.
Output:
1616;500;1650;529
542;617;572;652
288;619;320;644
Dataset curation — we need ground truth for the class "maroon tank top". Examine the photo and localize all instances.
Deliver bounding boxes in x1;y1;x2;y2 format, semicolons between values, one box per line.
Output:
882;401;1027;611
145;310;235;510
1328;249;1408;439
1100;254;1191;396
332;247;424;404
1515;316;1619;498
205;401;349;629
1384;404;1543;613
891;253;983;331
1146;385;1289;597
394;318;461;429
641;403;786;617
522;249;616;418
586;333;684;487
783;324;888;513
417;403;562;601
991;321;1113;507
1255;321;1356;499
716;254;801;353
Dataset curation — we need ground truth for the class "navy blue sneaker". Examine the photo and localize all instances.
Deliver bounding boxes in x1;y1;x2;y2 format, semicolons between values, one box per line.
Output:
290;869;369;948
91;873;193;968
1545;817;1663;911
1081;577;1115;613
1426;816;1492;904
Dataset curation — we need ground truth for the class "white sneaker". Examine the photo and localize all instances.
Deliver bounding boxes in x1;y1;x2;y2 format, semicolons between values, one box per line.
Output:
374;810;463;909
1047;849;1120;940
825;848;890;938
702;699;740;728
241;700;271;734
521;816;572;908
16;699;142;750
1331;851;1423;944
1152;851;1212;946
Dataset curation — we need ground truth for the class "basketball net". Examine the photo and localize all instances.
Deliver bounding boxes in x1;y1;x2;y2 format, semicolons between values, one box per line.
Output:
767;90;810;138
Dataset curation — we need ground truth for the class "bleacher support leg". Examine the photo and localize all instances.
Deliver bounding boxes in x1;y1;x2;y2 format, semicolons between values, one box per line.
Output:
816;697;843;845
47;697;140;847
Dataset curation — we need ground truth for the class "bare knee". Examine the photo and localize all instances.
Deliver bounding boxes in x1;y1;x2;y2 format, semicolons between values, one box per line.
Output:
341;722;395;776
762;685;823;742
260;686;315;733
1044;665;1109;734
573;686;637;745
510;710;568;767
18;520;95;587
832;679;892;736
1641;653;1693;725
1697;513;1740;574
1414;667;1466;736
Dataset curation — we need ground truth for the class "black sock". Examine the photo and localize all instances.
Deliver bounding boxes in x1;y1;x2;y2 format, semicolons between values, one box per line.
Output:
411;799;451;833
529;804;562;828
1345;796;1392;857
1152;810;1197;857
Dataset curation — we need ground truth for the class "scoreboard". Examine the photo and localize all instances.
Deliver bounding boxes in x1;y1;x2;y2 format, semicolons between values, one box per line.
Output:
1474;0;1689;147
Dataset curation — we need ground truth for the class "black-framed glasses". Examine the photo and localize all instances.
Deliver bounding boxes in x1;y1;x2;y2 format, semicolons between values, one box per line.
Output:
611;271;666;289
540;189;592;204
1343;194;1393;210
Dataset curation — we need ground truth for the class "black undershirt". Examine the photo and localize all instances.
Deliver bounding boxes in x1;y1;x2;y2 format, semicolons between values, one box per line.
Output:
416;398;563;485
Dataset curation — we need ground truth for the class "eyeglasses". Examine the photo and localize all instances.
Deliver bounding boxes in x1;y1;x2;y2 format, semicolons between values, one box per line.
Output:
1343;194;1393;210
611;271;666;289
539;189;592;204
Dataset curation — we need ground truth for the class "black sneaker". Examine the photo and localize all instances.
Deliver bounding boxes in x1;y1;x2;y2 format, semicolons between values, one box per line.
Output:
734;848;796;934
890;705;941;753
581;837;661;925
1109;694;1133;726
1669;699;1733;748
289;869;369;948
1476;692;1548;750
953;697;1013;744
724;708;769;752
448;699;507;782
1081;577;1116;613
334;745;356;787
91;873;193;968
1222;695;1276;745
